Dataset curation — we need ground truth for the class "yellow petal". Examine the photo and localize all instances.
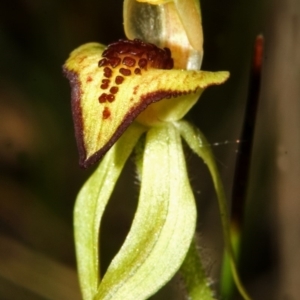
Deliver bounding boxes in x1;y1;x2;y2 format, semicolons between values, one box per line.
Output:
63;41;229;168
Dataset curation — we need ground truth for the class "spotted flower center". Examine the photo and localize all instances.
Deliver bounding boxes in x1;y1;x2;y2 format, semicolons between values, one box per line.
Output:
97;39;174;117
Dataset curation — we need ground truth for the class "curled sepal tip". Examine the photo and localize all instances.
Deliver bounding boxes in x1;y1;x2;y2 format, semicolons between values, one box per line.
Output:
63;40;229;168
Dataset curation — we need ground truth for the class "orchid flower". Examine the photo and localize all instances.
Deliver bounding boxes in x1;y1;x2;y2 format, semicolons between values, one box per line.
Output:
63;0;251;299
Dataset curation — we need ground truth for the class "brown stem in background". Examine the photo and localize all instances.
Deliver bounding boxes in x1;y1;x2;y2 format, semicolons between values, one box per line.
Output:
231;35;264;228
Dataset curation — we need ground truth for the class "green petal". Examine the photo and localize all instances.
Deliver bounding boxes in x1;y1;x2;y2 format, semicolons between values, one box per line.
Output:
63;42;229;167
74;122;146;300
95;123;196;300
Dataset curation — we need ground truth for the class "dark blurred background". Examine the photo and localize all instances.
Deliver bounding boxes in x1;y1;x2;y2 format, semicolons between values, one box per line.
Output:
1;0;299;299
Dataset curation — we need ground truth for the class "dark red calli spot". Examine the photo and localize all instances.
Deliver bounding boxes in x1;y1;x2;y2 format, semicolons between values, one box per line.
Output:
100;79;110;89
102;107;111;119
129;47;144;56
110;86;119;94
123;56;136;67
101;83;109;89
98;58;108;67
107;94;115;102
102;49;118;58
109;57;121;68
99;93;107;103
134;68;141;75
138;58;148;69
118;45;130;54
115;76;124;84
98;93;107;103
119;68;131;76
86;76;93;82
104;67;112;78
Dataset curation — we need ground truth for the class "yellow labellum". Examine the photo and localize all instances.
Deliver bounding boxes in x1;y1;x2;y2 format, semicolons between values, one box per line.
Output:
63;40;229;168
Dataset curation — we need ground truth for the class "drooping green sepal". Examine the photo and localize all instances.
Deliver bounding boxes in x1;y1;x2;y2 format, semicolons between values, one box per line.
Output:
176;120;252;300
74;122;146;300
95;123;197;299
